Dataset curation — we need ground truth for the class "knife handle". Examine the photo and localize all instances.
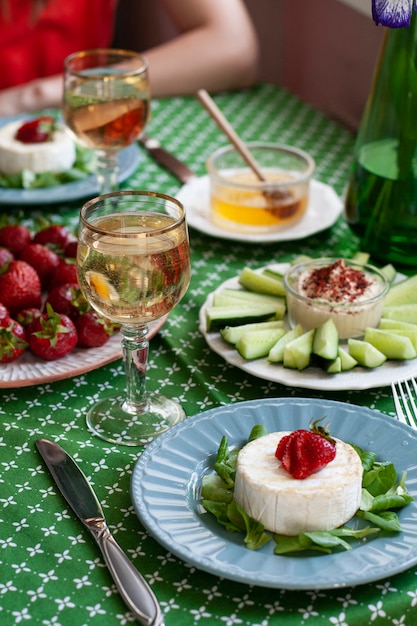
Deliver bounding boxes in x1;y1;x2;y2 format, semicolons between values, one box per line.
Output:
96;526;164;626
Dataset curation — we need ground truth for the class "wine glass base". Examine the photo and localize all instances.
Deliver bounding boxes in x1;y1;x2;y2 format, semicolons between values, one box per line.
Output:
86;394;186;446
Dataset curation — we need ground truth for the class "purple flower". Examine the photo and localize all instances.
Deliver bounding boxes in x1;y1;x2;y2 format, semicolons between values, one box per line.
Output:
372;0;415;27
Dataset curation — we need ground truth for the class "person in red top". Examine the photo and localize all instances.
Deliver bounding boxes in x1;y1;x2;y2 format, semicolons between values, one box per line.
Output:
0;0;259;116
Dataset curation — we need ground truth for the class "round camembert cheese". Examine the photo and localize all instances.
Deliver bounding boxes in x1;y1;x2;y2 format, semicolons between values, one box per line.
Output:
0;120;76;175
234;431;363;536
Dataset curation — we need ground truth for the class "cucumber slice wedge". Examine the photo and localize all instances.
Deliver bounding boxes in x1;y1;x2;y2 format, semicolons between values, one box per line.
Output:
238;267;286;296
268;324;304;363
213;289;286;318
382;304;417;324
338;346;358;371
347;338;387;368
326;356;342;374
221;320;285;345
206;305;277;331
364;328;417;359
312;318;339;360
384;274;417;306
379;318;417;330
283;329;315;370
236;328;287;360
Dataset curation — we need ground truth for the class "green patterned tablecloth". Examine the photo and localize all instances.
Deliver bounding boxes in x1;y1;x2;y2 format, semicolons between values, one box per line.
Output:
1;84;416;625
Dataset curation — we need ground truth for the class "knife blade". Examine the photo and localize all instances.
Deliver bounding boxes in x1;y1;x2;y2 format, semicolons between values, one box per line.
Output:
35;438;164;626
139;134;196;184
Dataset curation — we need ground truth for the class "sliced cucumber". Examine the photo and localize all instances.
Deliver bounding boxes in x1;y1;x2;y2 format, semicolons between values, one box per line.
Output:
347;338;387;368
382;304;417;324
283;329;315;371
238;266;286;296
326;356;342;374
379;318;417;330
351;251;370;265
291;255;312;265
380;263;396;283
384;274;417;307
206;305;277;331
312;318;339;360
338;346;358;371
221;320;285;345
381;329;417;350
214;288;286;318
236;328;287;360
262;268;284;281
365;328;417;357
268;324;304;363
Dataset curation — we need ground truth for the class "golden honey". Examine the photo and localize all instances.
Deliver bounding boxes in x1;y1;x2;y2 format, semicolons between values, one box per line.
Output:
210;170;309;232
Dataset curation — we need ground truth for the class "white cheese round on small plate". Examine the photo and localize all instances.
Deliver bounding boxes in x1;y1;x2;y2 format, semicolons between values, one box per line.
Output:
0;119;76;174
234;431;363;535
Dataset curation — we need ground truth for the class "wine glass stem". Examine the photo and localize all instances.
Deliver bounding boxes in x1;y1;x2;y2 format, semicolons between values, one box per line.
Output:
121;325;150;414
96;150;120;194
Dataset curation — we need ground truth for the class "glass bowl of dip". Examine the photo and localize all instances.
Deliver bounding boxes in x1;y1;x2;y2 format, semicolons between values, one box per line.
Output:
284;258;389;339
206;142;315;233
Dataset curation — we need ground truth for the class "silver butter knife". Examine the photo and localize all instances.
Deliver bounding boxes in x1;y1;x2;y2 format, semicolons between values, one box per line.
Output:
139;134;196;184
36;438;164;626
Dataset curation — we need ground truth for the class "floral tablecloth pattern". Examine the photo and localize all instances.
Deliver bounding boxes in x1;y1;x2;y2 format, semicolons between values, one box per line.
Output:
1;84;416;626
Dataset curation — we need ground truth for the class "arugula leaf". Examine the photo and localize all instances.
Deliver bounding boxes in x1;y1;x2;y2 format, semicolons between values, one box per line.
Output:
357;510;402;532
201;474;233;503
231;502;271;550
274;526;380;555
363;461;397;496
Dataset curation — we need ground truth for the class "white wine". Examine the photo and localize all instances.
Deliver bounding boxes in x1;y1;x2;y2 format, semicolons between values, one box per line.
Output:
77;212;190;324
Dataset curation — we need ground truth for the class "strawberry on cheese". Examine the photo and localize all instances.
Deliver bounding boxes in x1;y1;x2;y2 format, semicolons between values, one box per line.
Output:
234;431;363;536
0;117;76;175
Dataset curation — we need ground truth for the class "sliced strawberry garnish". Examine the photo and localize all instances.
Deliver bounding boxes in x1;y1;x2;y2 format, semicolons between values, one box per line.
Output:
275;418;336;479
15;116;55;143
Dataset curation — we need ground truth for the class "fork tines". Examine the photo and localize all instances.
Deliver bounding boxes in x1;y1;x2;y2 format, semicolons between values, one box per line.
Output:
392;378;417;429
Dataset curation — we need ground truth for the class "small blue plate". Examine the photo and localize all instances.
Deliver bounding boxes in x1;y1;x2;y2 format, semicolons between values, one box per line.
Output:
131;397;417;589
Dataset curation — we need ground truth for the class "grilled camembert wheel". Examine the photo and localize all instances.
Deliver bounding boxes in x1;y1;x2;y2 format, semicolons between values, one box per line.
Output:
234;431;363;536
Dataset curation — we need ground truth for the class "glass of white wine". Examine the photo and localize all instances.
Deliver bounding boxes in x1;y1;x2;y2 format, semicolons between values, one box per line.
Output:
77;190;191;446
63;49;150;194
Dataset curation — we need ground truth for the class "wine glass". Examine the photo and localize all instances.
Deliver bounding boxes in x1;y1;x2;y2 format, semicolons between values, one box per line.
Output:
62;49;150;195
76;190;191;446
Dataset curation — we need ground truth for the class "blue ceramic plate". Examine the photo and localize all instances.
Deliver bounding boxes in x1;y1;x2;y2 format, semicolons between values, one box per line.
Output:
0;115;140;205
131;397;417;589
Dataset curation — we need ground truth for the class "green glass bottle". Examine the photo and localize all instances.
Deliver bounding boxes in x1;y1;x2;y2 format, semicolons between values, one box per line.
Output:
344;12;417;266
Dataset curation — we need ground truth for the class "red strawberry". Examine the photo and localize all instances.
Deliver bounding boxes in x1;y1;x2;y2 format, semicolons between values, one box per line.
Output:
0;247;14;268
27;304;78;360
0;320;28;362
75;310;120;348
33;224;70;250
19;243;60;288
0;303;11;327
45;282;88;320
64;240;78;259
16;307;42;328
15;116;55;143
49;259;78;288
0;260;42;317
0;224;31;256
275;418;336;479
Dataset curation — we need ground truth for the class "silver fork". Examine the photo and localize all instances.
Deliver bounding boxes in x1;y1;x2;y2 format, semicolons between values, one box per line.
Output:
391;378;417;429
